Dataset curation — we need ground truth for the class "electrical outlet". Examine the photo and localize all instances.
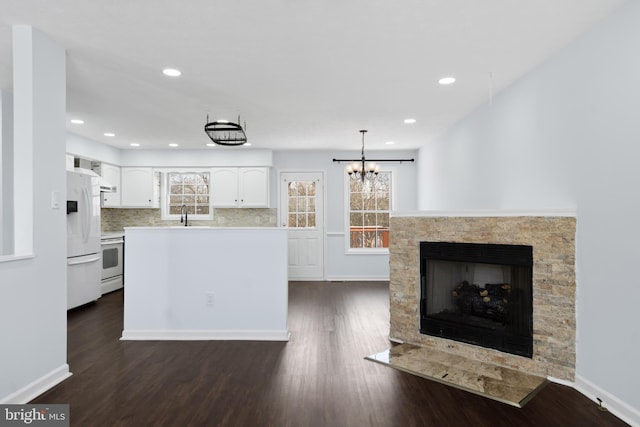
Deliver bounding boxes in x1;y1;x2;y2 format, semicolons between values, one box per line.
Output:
205;292;215;307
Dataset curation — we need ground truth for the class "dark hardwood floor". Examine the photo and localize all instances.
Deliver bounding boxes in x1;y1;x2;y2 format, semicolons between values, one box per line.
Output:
32;282;627;426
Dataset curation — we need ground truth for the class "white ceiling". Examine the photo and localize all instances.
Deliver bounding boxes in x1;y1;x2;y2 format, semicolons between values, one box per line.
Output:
0;0;624;152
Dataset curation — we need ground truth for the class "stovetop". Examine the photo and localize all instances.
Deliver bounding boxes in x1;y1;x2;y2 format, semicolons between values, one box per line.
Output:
101;232;124;241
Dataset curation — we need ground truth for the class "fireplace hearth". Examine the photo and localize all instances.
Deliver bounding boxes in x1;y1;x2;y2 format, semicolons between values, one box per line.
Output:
420;242;533;358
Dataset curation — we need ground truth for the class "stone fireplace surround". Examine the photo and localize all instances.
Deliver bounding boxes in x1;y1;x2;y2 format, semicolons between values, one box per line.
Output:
389;211;577;381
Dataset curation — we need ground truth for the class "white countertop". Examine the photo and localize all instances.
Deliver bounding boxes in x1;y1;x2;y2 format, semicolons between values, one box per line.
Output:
124;226;284;230
101;232;124;239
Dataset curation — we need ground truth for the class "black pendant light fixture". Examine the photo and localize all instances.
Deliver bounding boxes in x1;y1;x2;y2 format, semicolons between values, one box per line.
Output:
333;129;415;181
204;115;247;146
347;130;379;182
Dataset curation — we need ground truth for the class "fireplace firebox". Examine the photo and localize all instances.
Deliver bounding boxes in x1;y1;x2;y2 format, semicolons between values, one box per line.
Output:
420;242;533;358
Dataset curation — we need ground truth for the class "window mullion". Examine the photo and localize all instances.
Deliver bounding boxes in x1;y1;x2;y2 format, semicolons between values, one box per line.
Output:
347;171;391;251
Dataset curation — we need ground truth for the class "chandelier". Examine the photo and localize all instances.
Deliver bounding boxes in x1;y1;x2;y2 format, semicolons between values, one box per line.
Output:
204;115;247;146
333;129;415;181
346;130;379;182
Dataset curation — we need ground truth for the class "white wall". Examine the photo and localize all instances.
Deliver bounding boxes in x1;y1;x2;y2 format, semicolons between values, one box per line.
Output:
273;150;417;280
119;147;272;168
416;1;639;421
66;132;122;166
0;27;69;402
67;139;272;173
1;90;13;255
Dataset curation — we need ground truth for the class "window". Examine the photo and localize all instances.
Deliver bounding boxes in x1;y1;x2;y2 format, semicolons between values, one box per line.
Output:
161;171;212;220
287;180;317;228
347;171;391;250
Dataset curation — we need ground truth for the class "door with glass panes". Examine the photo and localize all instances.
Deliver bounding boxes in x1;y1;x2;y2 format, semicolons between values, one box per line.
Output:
280;172;324;280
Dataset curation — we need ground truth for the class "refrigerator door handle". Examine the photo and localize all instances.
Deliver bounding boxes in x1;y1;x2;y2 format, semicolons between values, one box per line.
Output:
67;255;101;266
81;186;89;243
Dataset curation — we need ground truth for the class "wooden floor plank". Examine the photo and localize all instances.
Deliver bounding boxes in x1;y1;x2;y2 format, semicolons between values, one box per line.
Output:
32;281;627;426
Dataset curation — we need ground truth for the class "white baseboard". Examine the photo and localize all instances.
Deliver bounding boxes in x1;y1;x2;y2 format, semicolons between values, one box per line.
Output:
547;375;640;427
0;365;72;404
121;329;291;341
325;275;389;282
547;376;573;388
288;276;327;281
572;375;640;427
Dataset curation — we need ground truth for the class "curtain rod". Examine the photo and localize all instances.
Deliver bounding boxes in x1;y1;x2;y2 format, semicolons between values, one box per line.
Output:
332;158;414;163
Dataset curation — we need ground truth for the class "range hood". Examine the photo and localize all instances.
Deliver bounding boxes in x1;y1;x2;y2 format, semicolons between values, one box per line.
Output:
73;167;117;192
98;178;116;193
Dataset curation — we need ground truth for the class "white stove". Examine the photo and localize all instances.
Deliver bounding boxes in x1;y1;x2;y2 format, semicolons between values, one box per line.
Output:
101;233;124;294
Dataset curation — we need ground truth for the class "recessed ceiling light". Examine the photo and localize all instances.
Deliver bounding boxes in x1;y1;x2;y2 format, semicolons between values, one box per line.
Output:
130;143;140;147
162;68;181;77
206;143;216;147
404;118;416;124
169;143;179;147
216;119;229;123
385;141;395;145
438;76;456;85
70;119;84;124
104;132;115;137
243;142;252;146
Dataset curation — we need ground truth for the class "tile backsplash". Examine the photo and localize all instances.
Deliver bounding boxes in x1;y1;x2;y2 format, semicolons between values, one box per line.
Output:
101;208;277;233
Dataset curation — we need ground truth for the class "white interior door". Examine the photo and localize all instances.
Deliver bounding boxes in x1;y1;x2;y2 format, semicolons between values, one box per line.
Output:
280;172;324;280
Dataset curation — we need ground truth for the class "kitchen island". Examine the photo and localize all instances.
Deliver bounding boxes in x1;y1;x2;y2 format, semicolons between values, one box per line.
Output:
121;226;289;341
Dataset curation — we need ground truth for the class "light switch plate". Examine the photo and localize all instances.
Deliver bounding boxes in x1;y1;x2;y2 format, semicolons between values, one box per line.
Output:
51;190;60;209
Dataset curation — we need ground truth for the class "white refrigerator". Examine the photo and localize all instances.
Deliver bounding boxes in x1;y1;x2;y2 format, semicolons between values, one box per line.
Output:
67;169;102;309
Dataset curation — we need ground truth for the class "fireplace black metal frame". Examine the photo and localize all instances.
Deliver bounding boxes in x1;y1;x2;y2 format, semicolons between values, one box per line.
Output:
420;242;534;358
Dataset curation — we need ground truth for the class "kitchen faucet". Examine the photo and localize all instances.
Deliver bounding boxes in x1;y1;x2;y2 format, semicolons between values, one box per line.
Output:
180;204;189;226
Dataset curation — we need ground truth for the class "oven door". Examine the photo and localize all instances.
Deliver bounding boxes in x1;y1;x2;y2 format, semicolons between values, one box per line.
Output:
101;238;124;280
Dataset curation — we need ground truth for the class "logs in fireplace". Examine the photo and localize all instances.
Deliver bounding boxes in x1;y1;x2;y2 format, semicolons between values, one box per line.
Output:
420;242;533;358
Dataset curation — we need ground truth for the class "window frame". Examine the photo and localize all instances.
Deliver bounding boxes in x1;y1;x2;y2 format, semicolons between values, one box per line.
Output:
159;168;214;221
285;179;319;229
344;168;394;254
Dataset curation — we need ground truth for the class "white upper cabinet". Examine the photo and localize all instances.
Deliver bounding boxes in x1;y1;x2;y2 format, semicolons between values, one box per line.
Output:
66;154;75;171
211;168;239;208
101;163;121;207
211;167;269;208
239;167;269;207
121;167;156;208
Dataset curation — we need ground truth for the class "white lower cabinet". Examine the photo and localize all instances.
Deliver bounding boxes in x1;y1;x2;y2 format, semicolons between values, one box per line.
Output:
211;167;269;208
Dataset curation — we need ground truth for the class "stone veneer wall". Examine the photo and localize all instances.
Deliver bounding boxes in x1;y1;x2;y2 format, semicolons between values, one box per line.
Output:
389;215;576;381
101;208;277;233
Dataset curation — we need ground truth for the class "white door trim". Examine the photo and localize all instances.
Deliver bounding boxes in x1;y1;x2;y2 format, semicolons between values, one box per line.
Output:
278;169;326;281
